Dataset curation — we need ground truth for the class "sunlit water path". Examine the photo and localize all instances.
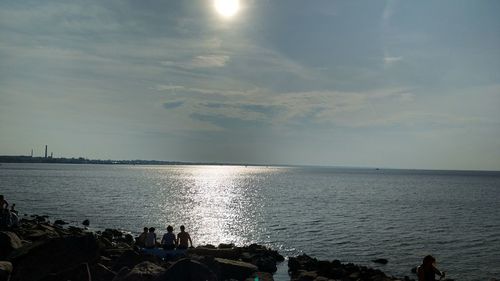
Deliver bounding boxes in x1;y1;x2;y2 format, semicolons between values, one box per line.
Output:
1;163;499;280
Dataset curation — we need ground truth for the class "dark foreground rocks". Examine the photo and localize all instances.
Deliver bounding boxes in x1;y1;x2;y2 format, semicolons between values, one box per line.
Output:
0;216;284;281
289;254;410;281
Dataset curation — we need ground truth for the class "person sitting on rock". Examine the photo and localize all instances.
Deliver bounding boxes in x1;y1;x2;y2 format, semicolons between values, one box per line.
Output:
176;225;193;249
136;227;149;247
10;203;18;215
417;255;445;281
144;227;157;249
0;195;8;211
161;225;176;250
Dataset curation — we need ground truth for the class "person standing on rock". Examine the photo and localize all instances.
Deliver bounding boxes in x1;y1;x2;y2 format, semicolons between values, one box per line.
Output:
161;225;176;250
144;227;157;249
417;255;445;281
176;225;193;249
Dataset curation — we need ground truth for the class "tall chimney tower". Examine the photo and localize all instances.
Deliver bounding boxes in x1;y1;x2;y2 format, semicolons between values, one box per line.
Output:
31;149;33;157
45;145;48;158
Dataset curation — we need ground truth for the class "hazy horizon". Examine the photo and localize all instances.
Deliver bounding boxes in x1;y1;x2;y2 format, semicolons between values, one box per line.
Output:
1;0;499;171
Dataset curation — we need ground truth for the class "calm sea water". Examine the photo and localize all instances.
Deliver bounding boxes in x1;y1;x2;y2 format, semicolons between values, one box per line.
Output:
1;163;499;280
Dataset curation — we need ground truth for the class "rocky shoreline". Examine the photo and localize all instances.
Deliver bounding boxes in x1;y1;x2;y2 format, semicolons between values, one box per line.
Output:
0;215;446;281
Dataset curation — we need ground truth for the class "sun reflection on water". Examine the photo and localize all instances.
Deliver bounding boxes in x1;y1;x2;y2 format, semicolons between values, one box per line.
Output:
154;165;271;247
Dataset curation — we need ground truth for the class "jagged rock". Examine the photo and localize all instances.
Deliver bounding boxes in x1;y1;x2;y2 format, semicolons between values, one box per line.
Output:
82;219;90;226
112;261;165;281
0;261;13;281
8;233;99;281
215;258;258;281
0;232;23;259
154;258;217;281
373;258;389;264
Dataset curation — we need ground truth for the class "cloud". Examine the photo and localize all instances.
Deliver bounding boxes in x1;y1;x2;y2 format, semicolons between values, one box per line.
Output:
161;54;230;69
384;56;403;65
190;55;230;68
162;100;184;109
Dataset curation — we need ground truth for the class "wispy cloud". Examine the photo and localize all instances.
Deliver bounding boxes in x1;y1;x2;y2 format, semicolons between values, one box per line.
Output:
190;55;230;68
163;100;184;109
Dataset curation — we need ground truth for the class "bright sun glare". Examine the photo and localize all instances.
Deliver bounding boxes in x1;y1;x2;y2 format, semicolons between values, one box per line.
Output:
214;0;240;18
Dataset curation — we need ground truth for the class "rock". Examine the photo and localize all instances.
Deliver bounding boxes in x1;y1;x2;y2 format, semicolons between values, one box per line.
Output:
112;250;142;271
218;243;235;249
288;254;405;281
189;247;241;260
8;233;99;281
18;223;60;241
0;232;23;259
0;261;13;281
373;258;389;264
38;262;90;281
92;263;117;281
112;261;165;281
254;255;277;273
154;258;217;281
245;271;273;281
215;258;258;281
292;270;317;281
82;219;90;226
53;220;68;225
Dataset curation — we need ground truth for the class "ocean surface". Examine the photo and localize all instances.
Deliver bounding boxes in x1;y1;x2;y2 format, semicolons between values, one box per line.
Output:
1;163;499;280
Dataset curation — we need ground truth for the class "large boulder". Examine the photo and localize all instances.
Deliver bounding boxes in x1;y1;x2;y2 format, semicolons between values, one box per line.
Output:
112;261;165;281
154;258;217;281
0;232;22;259
189;247;241;260
215;258;258;281
8;233;99;281
111;250;142;271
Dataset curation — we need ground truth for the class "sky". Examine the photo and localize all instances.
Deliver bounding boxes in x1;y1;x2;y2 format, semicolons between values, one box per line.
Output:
1;0;499;170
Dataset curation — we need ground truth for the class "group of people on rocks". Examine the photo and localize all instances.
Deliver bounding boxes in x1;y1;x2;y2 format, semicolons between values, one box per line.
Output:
136;224;193;251
0;194;19;228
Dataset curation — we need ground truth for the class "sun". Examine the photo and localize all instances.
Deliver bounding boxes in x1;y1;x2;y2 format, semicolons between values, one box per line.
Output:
214;0;240;18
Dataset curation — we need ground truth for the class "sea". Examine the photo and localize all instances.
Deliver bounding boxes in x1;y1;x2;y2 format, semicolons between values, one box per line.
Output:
1;163;499;280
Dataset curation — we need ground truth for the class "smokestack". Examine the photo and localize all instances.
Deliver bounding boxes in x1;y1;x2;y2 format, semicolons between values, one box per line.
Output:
31;149;33;157
45;145;48;158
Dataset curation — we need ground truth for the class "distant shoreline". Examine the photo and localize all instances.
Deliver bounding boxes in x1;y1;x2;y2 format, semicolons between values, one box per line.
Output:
0;155;270;167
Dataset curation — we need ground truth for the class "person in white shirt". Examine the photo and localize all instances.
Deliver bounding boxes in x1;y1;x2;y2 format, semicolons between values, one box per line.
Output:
144;227;157;249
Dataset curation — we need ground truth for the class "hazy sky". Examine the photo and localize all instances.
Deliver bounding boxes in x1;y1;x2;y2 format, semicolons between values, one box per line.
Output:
1;0;499;170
